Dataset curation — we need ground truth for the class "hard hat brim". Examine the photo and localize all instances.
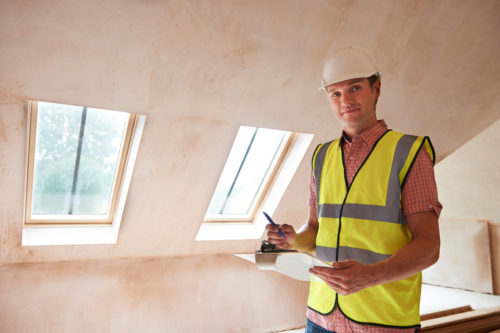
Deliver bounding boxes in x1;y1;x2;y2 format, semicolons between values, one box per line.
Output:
319;71;381;91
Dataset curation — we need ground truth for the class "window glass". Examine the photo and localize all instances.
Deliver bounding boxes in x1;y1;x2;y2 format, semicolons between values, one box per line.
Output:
31;101;129;218
205;126;289;219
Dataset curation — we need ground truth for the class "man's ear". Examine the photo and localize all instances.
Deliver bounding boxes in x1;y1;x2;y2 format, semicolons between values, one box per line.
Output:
373;79;381;98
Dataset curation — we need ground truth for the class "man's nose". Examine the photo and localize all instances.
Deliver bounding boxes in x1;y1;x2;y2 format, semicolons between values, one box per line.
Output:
341;91;353;106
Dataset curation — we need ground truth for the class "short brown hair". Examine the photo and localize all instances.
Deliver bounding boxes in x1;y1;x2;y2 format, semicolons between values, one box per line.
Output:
367;73;380;106
367;73;380;88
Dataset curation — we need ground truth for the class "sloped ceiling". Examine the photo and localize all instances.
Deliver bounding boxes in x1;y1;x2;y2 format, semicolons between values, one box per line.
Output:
1;0;499;264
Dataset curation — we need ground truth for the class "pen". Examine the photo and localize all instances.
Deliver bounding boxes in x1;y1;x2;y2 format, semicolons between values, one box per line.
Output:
263;211;285;238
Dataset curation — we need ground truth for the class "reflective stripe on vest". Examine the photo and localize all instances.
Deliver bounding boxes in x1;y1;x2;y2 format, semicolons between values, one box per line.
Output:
307;130;434;328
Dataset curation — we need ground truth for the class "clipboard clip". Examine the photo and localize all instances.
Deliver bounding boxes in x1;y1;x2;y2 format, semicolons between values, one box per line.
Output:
257;240;297;254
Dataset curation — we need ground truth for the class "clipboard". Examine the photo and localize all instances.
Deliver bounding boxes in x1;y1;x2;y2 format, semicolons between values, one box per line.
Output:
236;251;331;281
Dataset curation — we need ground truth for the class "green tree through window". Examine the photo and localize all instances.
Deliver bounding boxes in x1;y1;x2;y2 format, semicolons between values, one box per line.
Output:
32;102;129;216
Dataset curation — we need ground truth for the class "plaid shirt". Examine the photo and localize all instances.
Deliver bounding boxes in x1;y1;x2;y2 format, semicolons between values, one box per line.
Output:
307;120;441;332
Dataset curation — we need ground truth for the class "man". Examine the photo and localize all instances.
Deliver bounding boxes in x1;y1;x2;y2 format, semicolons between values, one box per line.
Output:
266;47;441;333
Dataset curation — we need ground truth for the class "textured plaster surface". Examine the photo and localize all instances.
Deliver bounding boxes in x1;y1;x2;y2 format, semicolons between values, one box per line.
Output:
426;119;500;294
0;254;309;332
436;119;500;223
0;0;500;330
0;0;498;264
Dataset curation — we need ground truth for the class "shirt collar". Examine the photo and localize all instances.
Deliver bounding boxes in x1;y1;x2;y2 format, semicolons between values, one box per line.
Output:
341;120;388;148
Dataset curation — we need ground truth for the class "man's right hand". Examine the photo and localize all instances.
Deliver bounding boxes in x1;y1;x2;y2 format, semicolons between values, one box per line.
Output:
265;205;319;253
265;224;297;250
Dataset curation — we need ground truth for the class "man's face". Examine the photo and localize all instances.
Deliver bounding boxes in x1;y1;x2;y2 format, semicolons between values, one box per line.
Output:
325;77;381;135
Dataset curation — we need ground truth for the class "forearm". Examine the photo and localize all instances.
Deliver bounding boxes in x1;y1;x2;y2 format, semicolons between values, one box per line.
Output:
370;211;440;286
292;204;320;253
292;222;318;254
310;211;440;295
370;235;440;286
309;235;439;296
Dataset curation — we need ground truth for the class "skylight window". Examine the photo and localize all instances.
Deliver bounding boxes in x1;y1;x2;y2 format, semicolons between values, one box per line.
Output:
204;126;292;222
25;100;137;225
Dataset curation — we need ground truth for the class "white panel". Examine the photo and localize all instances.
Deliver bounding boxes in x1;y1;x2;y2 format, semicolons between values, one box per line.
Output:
423;219;493;294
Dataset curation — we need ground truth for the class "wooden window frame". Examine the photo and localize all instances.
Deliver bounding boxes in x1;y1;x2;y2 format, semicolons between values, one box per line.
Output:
203;129;296;223
24;100;138;226
195;130;314;241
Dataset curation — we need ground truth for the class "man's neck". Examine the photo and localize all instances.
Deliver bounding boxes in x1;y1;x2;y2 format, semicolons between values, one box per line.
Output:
343;120;379;140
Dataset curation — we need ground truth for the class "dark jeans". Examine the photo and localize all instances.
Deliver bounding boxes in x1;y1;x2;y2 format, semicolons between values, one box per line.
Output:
305;319;336;333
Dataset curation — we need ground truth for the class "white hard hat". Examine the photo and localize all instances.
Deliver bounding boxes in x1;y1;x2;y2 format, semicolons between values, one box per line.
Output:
320;47;380;91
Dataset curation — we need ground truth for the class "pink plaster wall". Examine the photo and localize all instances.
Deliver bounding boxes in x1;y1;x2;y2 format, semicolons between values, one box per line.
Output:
1;0;499;265
0;254;309;332
0;1;499;330
428;120;500;294
436;120;500;224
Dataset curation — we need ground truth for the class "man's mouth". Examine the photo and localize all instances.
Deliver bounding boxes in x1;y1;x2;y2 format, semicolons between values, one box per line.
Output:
342;108;360;115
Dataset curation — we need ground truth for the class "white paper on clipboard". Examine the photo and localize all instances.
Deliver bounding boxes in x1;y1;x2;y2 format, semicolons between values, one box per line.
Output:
243;252;331;281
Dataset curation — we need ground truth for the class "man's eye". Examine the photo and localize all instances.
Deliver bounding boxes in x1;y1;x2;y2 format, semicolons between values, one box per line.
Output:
329;92;340;98
352;86;361;92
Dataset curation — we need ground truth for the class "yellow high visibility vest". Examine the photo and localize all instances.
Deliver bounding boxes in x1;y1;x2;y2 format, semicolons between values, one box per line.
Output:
308;130;435;328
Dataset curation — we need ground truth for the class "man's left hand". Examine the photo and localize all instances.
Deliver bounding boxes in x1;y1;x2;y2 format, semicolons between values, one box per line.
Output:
309;260;377;296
